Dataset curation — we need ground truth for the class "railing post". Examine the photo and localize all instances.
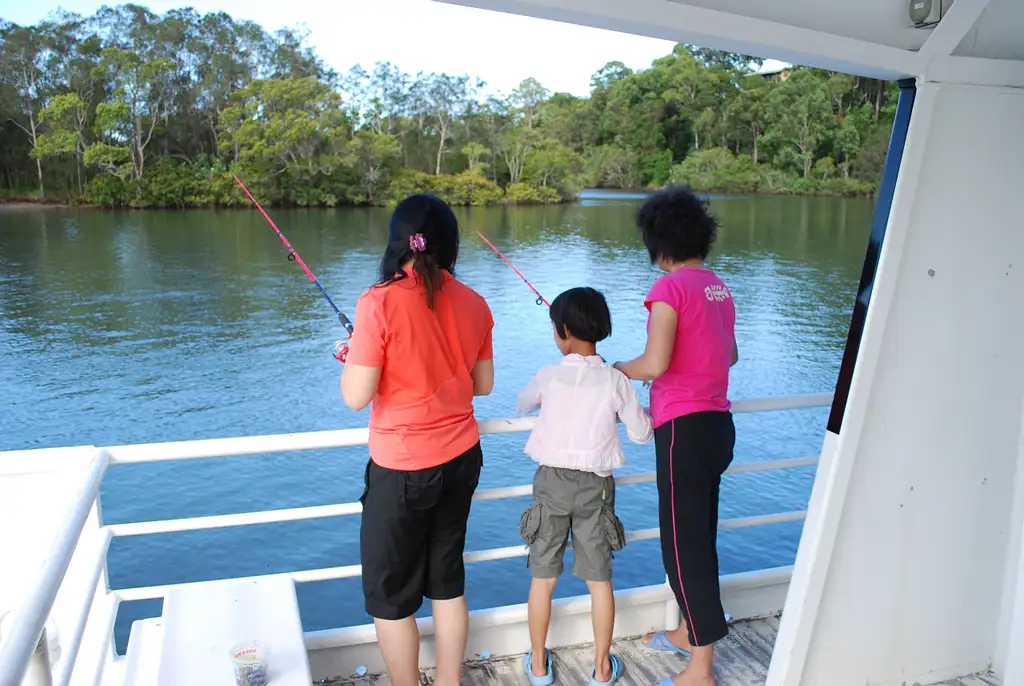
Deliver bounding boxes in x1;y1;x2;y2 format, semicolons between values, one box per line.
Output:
0;615;53;686
20;630;52;686
0;448;109;686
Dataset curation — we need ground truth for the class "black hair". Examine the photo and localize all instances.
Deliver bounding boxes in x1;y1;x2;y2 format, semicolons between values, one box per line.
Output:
376;194;460;309
636;186;719;264
549;287;612;343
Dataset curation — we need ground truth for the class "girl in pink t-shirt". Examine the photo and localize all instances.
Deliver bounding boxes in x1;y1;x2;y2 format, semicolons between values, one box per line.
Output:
614;188;737;686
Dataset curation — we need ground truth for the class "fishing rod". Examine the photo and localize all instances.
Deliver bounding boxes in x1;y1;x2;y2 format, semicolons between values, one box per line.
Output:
476;231;550;307
234;176;353;363
234;176;354;337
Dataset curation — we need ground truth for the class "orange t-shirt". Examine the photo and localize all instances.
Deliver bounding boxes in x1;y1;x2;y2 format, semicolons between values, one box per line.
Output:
346;269;494;471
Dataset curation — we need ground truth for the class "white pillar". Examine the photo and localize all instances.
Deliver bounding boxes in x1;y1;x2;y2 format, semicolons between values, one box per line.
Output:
768;81;1024;686
997;406;1024;683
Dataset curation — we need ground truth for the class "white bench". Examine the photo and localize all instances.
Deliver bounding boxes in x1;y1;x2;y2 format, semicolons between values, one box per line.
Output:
123;617;163;686
155;575;311;686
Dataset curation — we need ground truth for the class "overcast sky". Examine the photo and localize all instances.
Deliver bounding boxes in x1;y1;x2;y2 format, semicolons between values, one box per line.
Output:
1;0;787;96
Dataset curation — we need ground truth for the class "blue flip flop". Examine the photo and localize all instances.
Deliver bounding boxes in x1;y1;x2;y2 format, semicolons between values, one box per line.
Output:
642;631;691;657
523;649;554;686
590;654;624;686
656;679;675;686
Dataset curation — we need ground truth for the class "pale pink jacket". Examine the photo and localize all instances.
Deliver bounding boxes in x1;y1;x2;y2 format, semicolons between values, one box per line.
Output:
517;354;653;476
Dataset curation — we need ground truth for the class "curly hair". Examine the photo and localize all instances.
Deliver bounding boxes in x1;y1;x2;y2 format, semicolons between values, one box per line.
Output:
636;187;719;264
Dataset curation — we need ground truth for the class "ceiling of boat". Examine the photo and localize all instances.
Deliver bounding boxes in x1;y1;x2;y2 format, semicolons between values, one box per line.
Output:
665;0;929;52
435;0;1024;80
666;0;1024;61
952;0;1024;60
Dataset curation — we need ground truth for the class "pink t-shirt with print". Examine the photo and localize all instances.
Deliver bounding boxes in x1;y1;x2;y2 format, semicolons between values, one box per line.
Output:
645;268;736;428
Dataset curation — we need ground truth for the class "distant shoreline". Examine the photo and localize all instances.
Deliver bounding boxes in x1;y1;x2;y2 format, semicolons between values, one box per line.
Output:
0;201;100;212
0;188;875;213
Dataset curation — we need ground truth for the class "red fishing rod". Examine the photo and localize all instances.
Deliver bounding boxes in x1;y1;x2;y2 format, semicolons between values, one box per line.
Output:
477;231;550;307
234;176;353;361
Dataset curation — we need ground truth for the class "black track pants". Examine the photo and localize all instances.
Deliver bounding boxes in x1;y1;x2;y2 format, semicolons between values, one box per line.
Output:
655;411;735;647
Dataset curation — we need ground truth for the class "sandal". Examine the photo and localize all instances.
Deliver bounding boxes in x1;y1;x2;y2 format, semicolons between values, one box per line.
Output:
522;649;554;686
641;631;691;657
590;654;624;686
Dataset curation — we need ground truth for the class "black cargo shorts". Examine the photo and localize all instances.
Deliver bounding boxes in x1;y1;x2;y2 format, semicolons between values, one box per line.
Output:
359;443;483;620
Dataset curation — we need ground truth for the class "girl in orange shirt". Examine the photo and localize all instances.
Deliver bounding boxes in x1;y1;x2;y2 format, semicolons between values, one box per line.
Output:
341;194;495;686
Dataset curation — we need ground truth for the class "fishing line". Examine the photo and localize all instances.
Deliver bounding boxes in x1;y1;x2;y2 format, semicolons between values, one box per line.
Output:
234;176;353;361
477;231;649;387
476;231;550;307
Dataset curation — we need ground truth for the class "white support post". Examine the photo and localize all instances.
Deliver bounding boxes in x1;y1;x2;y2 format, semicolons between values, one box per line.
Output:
768;82;1024;686
997;406;1024;683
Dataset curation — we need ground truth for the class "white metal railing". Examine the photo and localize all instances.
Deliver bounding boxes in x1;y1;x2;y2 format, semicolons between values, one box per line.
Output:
0;392;831;684
102;393;831;464
54;529;113;686
104;392;831;602
107;456;819;538
0;448;110;686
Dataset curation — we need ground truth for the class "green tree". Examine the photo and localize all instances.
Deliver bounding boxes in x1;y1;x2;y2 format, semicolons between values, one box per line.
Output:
764;69;832;178
524;139;583;198
511;77;549;129
0;7;902;205
814;156;837;181
540;92;596;153
658;46;719;151
833;115;861;178
478;95;510;181
33;93;89;193
89;47;174;181
728;74;773;164
344;130;399;203
219;77;350;200
423;73;474;175
585;145;640;189
590;61;633;91
499;126;538;184
461;141;491;172
0;23;51;197
670;147;759;193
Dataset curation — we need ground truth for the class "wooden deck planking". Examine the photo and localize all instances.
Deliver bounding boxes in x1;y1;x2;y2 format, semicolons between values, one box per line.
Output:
320;617;1001;686
927;673;1002;686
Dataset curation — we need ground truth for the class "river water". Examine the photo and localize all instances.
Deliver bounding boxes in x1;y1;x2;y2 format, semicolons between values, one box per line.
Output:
0;190;873;649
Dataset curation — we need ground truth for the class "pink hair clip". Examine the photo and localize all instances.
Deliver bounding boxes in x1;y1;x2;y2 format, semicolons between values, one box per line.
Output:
409;233;427;253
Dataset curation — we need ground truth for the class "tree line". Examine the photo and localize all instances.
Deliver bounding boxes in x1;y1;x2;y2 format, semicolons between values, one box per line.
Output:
0;4;898;208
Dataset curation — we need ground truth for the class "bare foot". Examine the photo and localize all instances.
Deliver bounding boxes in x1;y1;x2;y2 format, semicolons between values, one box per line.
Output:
593;655;612;683
531;651;548;678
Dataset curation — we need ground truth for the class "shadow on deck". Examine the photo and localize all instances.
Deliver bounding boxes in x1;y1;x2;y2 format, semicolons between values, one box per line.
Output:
324;617;1001;686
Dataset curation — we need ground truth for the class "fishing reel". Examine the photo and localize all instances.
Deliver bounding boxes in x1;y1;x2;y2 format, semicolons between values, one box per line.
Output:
334;339;349;364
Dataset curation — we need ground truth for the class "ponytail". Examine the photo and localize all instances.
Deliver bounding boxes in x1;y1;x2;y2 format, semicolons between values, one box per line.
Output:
411;251;444;310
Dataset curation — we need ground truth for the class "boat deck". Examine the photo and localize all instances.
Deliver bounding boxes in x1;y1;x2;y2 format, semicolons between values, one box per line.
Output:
328;617;1002;686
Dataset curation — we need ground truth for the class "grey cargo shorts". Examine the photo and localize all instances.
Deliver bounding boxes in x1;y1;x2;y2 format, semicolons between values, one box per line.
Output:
518;465;627;582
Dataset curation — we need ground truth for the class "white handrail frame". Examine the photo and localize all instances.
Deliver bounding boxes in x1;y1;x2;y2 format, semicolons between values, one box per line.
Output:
0;449;110;686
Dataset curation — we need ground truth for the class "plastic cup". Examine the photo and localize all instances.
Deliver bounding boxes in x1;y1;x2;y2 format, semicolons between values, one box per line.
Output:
230;641;269;686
